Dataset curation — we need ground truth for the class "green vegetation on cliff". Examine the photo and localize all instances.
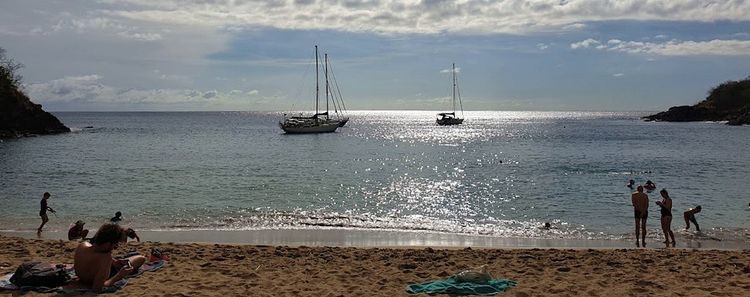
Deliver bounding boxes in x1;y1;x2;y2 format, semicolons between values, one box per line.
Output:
644;77;750;125
0;47;69;138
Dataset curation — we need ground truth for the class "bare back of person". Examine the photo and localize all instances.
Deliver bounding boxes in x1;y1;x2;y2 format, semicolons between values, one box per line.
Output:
73;241;114;288
72;223;146;292
632;192;649;215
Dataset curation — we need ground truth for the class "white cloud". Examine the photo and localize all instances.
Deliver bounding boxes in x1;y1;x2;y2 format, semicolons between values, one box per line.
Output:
570;38;600;49
117;31;162;41
612;73;624;77
3;14;163;41
572;38;750;56
94;0;750;35
440;67;461;73
536;43;550;50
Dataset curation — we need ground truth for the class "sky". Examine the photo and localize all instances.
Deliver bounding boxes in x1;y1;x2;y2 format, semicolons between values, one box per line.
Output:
1;0;749;112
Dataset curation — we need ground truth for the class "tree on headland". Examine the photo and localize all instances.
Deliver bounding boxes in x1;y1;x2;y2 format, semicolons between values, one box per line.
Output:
0;47;70;138
0;47;24;90
699;77;750;112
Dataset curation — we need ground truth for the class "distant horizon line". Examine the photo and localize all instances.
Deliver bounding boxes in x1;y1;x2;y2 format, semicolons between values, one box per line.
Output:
48;109;656;113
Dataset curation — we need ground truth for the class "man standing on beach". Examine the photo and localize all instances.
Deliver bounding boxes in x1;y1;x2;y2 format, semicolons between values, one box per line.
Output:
632;186;649;247
37;192;55;234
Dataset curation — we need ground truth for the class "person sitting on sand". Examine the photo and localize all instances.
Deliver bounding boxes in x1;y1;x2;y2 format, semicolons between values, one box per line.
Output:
684;206;702;232
74;223;146;292
110;211;123;223
644;180;656;191
126;228;140;242
632;185;649;247
37;192;55;234
627;179;635;188
68;220;89;241
655;189;675;247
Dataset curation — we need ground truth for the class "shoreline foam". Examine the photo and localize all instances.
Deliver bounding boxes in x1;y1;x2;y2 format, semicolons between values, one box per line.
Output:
4;228;747;250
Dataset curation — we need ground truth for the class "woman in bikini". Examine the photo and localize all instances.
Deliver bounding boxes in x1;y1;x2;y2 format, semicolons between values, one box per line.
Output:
656;189;676;247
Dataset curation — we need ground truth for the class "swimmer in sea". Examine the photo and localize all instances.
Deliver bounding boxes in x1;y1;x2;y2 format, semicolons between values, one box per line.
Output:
627;179;635;188
644;180;656;191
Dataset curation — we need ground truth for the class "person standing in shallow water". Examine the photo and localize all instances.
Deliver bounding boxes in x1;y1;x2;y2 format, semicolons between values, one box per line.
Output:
684;206;702;231
631;186;649;247
656;189;675;247
37;192;55;233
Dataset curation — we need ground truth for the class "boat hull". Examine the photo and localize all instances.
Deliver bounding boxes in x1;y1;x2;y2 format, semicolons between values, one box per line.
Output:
279;122;340;134
337;117;349;127
436;118;464;126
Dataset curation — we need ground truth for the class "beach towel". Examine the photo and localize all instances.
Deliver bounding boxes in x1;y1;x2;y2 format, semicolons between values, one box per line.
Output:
406;275;517;296
0;260;165;294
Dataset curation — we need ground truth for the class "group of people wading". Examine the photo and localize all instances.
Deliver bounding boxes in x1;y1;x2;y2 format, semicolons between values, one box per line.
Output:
630;181;702;248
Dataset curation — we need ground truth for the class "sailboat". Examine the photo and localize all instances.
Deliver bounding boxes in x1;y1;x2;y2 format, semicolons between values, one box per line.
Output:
436;63;464;126
322;53;349;127
279;46;340;134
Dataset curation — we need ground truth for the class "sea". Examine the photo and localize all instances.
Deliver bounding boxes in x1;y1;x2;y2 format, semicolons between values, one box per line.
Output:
1;111;749;244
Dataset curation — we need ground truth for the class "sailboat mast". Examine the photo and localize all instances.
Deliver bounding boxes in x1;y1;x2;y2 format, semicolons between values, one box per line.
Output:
452;63;456;113
315;45;319;116
325;53;329;118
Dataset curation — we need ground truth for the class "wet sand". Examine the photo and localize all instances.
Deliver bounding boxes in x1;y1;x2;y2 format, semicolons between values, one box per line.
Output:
1;234;749;296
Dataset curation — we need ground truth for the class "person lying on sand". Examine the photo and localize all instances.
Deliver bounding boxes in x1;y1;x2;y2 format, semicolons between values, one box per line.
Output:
684;206;702;232
74;223;145;292
68;220;89;241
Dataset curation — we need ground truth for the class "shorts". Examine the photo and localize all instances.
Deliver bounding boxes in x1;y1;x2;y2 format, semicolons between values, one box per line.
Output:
634;209;647;219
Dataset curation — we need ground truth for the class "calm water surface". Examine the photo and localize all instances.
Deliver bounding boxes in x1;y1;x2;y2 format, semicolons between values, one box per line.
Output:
1;111;749;241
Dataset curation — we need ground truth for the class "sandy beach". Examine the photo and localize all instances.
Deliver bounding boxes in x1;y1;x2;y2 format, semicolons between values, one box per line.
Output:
1;234;749;296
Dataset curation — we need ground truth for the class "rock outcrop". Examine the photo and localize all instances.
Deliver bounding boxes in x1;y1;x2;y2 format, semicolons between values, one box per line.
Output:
643;77;750;125
1;77;69;139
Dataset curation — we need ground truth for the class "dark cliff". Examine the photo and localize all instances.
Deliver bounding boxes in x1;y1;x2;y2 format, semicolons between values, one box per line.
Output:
643;77;750;126
0;50;69;139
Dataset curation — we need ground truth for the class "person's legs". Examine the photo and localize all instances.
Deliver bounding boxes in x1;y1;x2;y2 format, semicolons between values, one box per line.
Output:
684;213;690;229
666;216;675;246
125;255;146;271
640;216;647;247
660;217;669;245
634;218;641;247
81;229;89;239
689;217;700;232
37;214;48;233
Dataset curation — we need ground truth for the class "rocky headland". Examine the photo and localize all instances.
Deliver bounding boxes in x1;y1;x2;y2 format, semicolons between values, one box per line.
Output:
0;49;69;139
643;77;750;125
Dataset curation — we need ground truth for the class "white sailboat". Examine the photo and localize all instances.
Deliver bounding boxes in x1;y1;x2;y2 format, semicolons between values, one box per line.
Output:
323;53;349;127
280;46;340;134
436;63;464;126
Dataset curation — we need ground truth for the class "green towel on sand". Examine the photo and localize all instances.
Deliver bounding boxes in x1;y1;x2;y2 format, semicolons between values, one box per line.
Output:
406;276;517;296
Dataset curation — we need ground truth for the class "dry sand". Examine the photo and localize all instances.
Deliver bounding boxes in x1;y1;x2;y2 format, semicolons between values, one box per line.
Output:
1;235;749;296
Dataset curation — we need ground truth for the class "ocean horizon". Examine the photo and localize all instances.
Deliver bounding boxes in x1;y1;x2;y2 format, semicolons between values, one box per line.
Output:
1;111;748;246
